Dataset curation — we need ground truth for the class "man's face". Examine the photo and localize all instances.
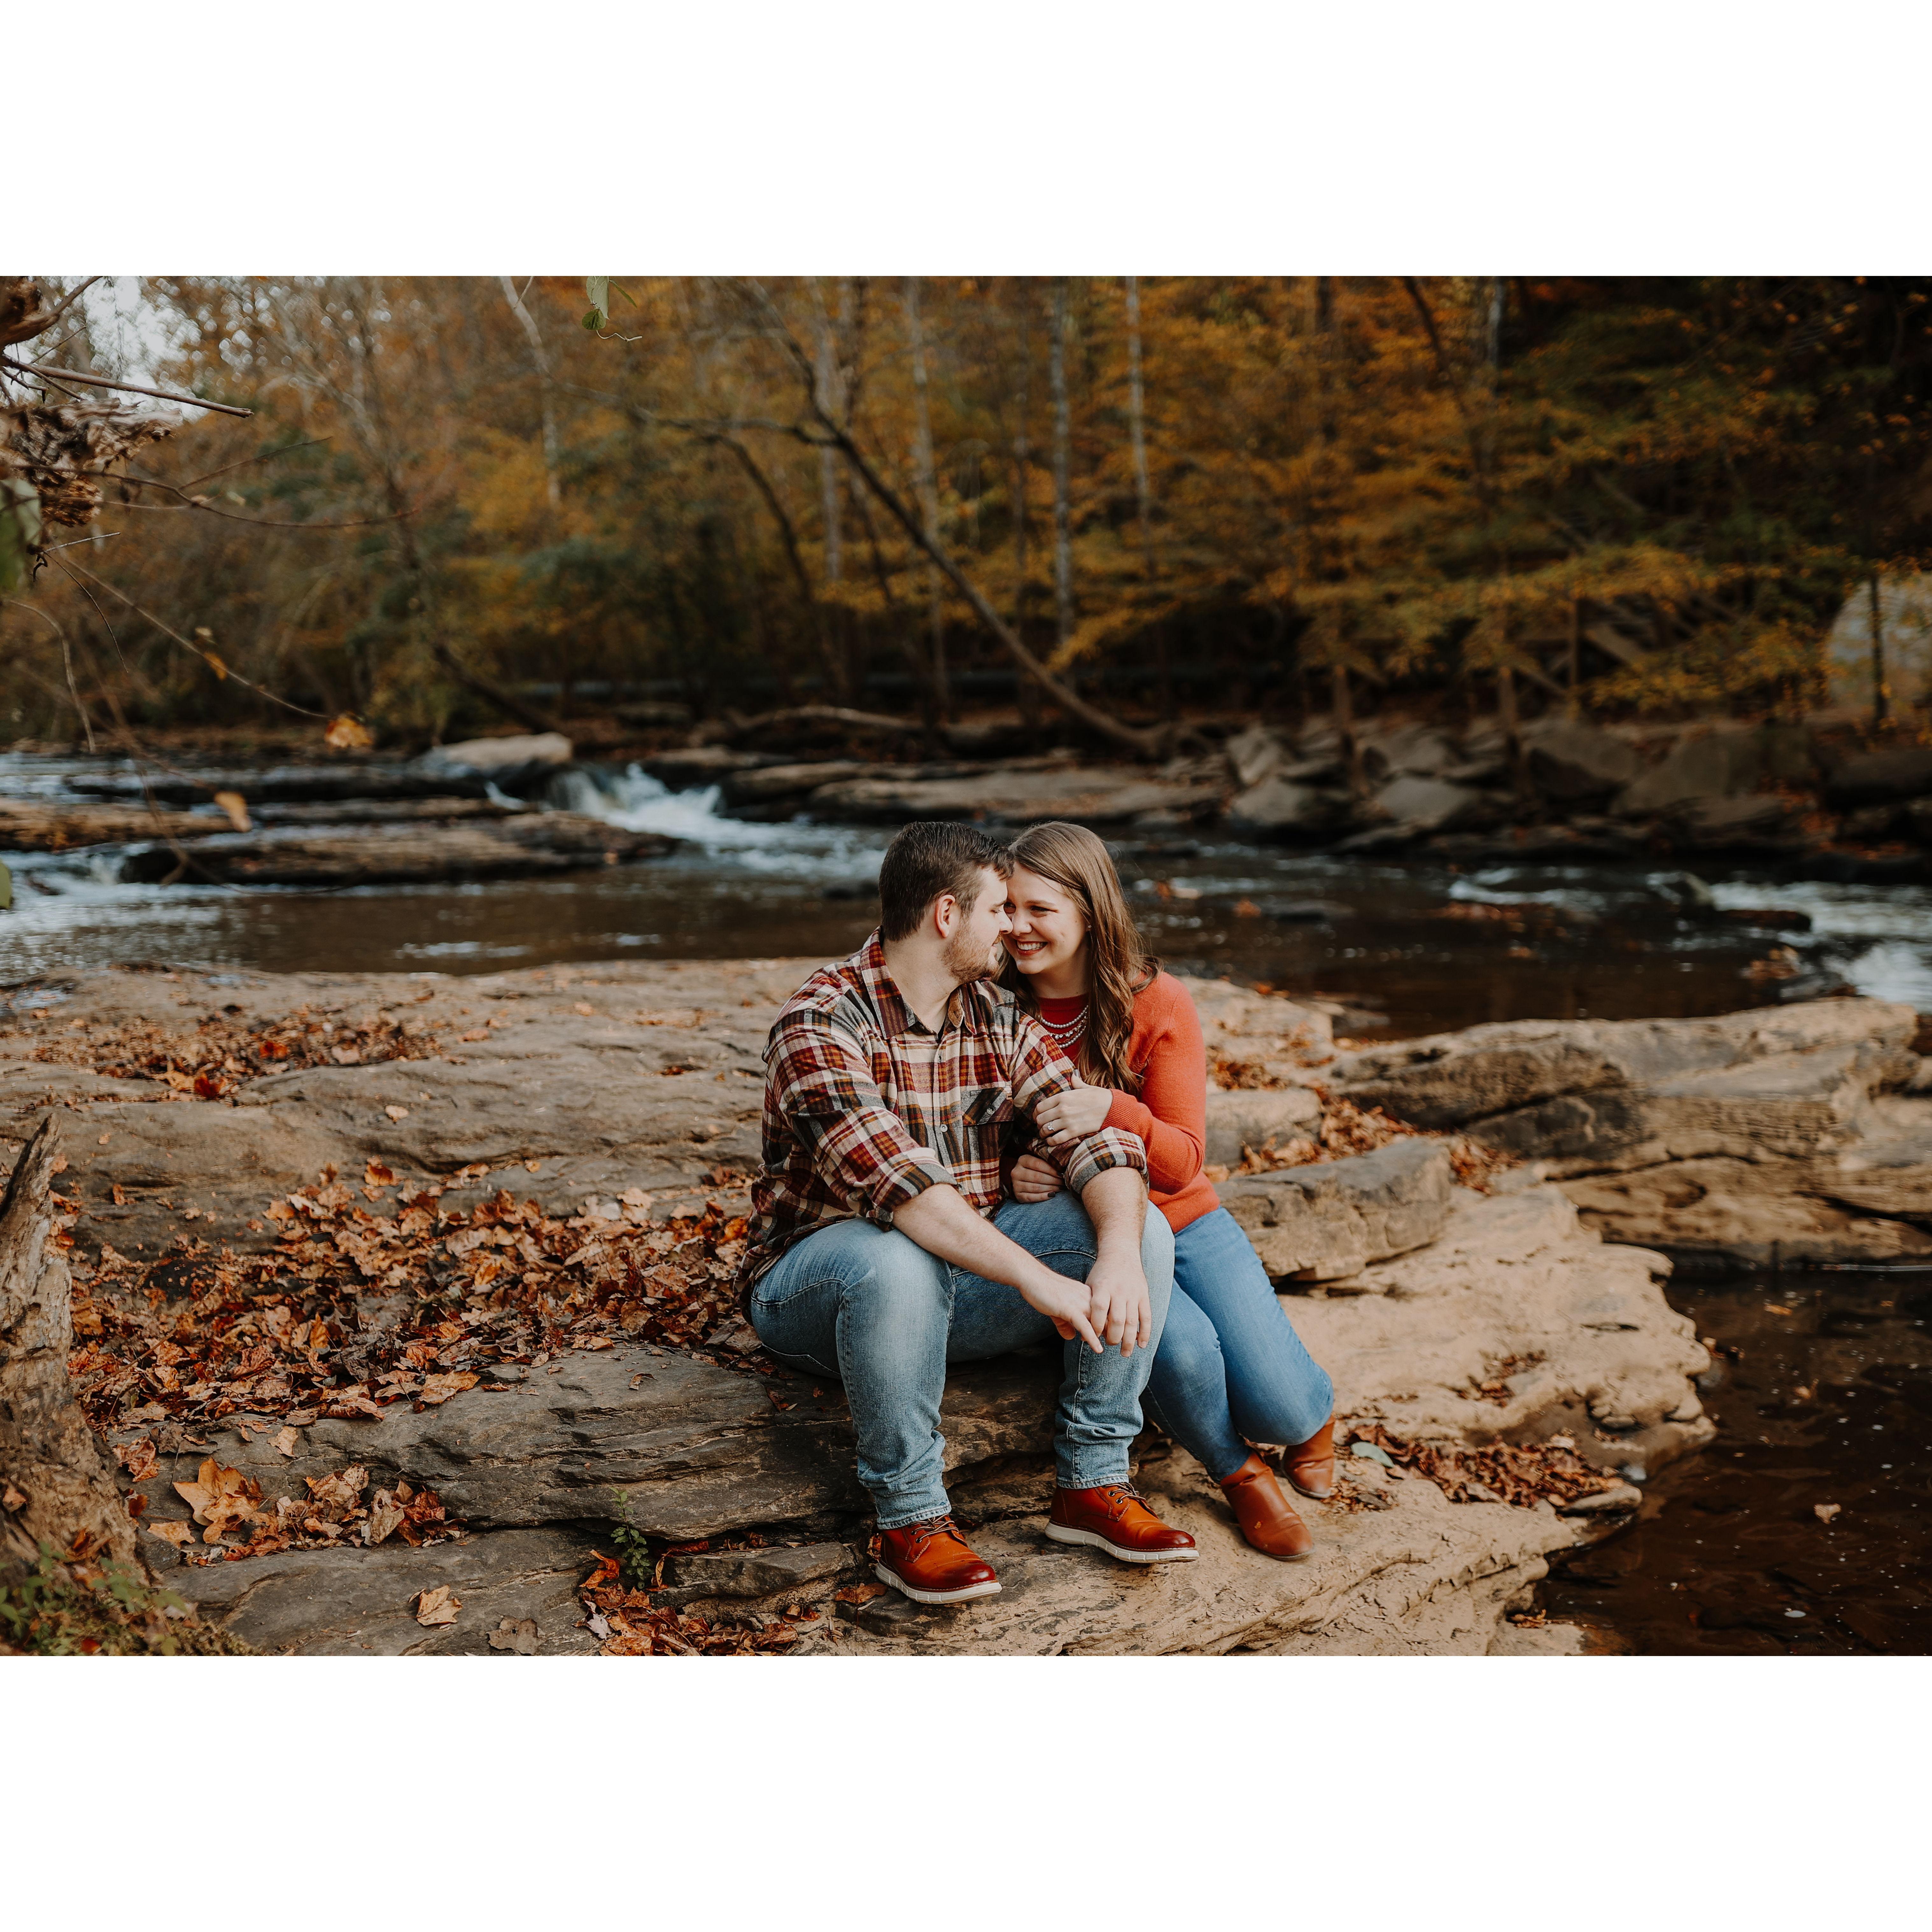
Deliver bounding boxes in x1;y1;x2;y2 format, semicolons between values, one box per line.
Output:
940;866;1013;983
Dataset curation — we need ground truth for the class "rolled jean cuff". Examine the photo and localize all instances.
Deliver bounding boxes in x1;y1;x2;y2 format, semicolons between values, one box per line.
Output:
874;1487;954;1532
1054;1450;1132;1491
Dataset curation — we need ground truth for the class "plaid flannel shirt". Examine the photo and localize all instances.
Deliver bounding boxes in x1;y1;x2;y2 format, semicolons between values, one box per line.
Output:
737;931;1147;1297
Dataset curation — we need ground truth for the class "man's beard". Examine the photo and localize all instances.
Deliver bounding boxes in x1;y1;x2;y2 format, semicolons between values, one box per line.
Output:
943;926;1001;984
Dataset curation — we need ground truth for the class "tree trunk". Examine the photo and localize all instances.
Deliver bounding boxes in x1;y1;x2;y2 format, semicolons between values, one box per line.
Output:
1566;597;1582;718
1012;294;1031;644
1870;573;1890;728
1332;656;1364;797
497;276;562;513
810;281;853;703
1049;278;1075;665
902;277;949;723
1124;274;1166;704
1;1117;136;1582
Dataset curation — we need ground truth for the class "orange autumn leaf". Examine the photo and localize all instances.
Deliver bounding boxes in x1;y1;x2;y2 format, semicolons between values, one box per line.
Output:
172;1455;264;1543
323;713;374;750
415;1584;461;1627
418;1371;480;1407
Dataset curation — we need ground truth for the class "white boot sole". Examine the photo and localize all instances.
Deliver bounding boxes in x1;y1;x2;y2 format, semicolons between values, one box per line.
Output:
1045;1524;1199;1564
873;1562;1002;1606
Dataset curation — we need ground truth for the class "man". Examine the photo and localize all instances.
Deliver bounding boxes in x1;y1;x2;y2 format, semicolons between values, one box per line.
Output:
738;820;1195;1605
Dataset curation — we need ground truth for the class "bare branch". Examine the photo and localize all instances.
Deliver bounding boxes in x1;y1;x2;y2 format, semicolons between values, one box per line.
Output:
0;357;253;417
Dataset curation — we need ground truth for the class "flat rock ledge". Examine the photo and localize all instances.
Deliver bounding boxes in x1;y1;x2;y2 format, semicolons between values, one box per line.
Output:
2;958;1717;1655
1332;997;1932;1266
129;1185;1708;1657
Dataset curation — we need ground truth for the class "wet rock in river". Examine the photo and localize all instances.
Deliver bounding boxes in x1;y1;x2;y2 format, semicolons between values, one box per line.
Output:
809;764;1224;828
1224;777;1354;840
117;814;677;888
1520;718;1643;805
410;732;573;795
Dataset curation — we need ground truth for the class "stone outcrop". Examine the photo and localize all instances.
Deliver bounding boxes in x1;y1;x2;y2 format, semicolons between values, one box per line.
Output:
808;764;1224;828
1218;1139;1454;1281
409;733;574;793
1332;998;1932;1265
1;961;1726;1654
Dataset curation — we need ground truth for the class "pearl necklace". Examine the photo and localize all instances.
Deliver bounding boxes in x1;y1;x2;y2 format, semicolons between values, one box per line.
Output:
1038;1003;1089;1049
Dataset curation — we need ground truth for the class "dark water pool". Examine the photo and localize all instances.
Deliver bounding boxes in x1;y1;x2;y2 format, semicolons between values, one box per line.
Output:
1544;1270;1932;1653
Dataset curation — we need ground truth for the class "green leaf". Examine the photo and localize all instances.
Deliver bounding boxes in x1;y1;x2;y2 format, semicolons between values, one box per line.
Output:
582;309;603;333
0;478;42;594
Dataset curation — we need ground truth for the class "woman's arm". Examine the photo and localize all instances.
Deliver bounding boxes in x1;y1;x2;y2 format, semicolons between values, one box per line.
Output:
1103;980;1207;1194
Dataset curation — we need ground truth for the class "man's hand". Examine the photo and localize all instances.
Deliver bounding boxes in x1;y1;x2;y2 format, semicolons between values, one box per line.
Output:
1084;1247;1153;1356
1010;1152;1064;1202
1017;1266;1106;1353
1032;1075;1114;1146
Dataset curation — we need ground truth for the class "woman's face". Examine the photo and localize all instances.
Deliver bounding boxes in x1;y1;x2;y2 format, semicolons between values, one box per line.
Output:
1003;864;1088;981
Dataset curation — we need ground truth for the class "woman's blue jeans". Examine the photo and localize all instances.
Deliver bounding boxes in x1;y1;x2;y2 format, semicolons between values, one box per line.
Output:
1142;1206;1333;1482
748;1192;1175;1530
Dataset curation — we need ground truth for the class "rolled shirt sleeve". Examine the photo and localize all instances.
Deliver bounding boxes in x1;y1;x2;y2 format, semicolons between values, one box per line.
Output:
1008;1013;1148;1197
767;1009;955;1223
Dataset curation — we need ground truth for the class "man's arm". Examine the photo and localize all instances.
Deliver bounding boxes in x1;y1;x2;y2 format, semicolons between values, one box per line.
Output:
1077;1165;1153;1354
893;1185;1106;1352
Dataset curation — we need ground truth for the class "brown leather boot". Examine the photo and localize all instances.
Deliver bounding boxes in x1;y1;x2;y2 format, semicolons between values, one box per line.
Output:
874;1517;1001;1605
1283;1416;1336;1499
1047;1484;1198;1564
1221;1453;1313;1560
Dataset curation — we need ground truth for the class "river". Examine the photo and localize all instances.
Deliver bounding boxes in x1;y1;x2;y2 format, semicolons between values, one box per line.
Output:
3;751;1929;1651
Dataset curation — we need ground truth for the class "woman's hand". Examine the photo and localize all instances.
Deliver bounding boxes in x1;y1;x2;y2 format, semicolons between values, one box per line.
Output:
1010;1152;1065;1202
1032;1077;1115;1146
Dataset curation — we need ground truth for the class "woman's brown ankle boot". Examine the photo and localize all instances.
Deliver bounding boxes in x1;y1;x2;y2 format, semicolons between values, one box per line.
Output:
1220;1453;1313;1560
1284;1416;1336;1499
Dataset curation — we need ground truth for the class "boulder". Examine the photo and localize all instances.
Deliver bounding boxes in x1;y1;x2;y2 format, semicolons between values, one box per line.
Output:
1669;794;1802;851
1360;723;1460;782
1203;1086;1322;1166
1217;1138;1454;1281
1615;730;1763;816
411;733;574;794
1520;719;1642;805
1823;744;1932;807
1224;777;1354;840
1223;724;1294;790
1367;775;1488;834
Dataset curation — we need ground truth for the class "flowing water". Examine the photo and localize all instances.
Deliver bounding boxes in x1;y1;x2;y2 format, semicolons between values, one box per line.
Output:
4;752;1931;1650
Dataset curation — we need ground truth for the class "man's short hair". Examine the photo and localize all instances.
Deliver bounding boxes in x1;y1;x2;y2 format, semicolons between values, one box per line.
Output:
877;821;1008;942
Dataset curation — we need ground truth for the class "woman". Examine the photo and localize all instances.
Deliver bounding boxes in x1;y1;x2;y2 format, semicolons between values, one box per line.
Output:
999;821;1335;1560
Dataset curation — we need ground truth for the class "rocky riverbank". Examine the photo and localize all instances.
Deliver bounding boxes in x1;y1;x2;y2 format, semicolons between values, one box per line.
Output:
0;958;1752;1656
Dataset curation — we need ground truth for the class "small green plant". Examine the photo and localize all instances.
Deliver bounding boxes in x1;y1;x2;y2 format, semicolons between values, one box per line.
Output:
0;1544;247;1656
605;1488;656;1588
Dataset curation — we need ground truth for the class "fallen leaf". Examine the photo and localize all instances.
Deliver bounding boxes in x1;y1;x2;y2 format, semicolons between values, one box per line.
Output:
1814;1503;1842;1525
172;1456;264;1542
832;1582;885;1605
384;1105;410;1121
523;1158;543;1174
418;1371;480;1406
488;1616;541;1654
2;1481;26;1512
364;1159;396;1187
116;1438;158;1481
1794;1385;1814;1401
274;1426;299;1457
586;1610;612;1639
212;789;251;832
414;1585;461;1627
147;1520;196;1548
1764;1303;1794;1316
584;1553;621;1591
365;1493;406;1545
324;713;375;750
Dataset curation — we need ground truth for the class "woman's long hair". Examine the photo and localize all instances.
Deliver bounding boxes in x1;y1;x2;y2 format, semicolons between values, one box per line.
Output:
999;821;1159;1092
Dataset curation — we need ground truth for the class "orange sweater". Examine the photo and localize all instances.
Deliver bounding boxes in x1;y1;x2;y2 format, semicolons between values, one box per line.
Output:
1102;971;1218;1236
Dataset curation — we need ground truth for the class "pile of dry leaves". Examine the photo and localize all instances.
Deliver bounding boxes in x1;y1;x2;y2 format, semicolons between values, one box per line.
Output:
1225;1092;1519;1194
15;1003;440;1099
577;1552;811;1656
1347;1422;1625;1510
67;1161;764;1449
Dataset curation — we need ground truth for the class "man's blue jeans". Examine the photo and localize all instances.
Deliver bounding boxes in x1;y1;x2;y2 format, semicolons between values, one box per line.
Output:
1142;1206;1334;1482
748;1193;1176;1530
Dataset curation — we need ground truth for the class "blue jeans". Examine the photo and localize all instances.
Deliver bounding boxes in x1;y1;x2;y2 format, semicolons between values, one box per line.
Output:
748;1192;1176;1530
1142;1207;1333;1482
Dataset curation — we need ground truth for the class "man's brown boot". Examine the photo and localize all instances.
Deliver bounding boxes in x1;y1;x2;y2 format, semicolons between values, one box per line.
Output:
873;1516;1001;1605
1221;1453;1314;1560
1047;1484;1198;1564
1283;1415;1336;1499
